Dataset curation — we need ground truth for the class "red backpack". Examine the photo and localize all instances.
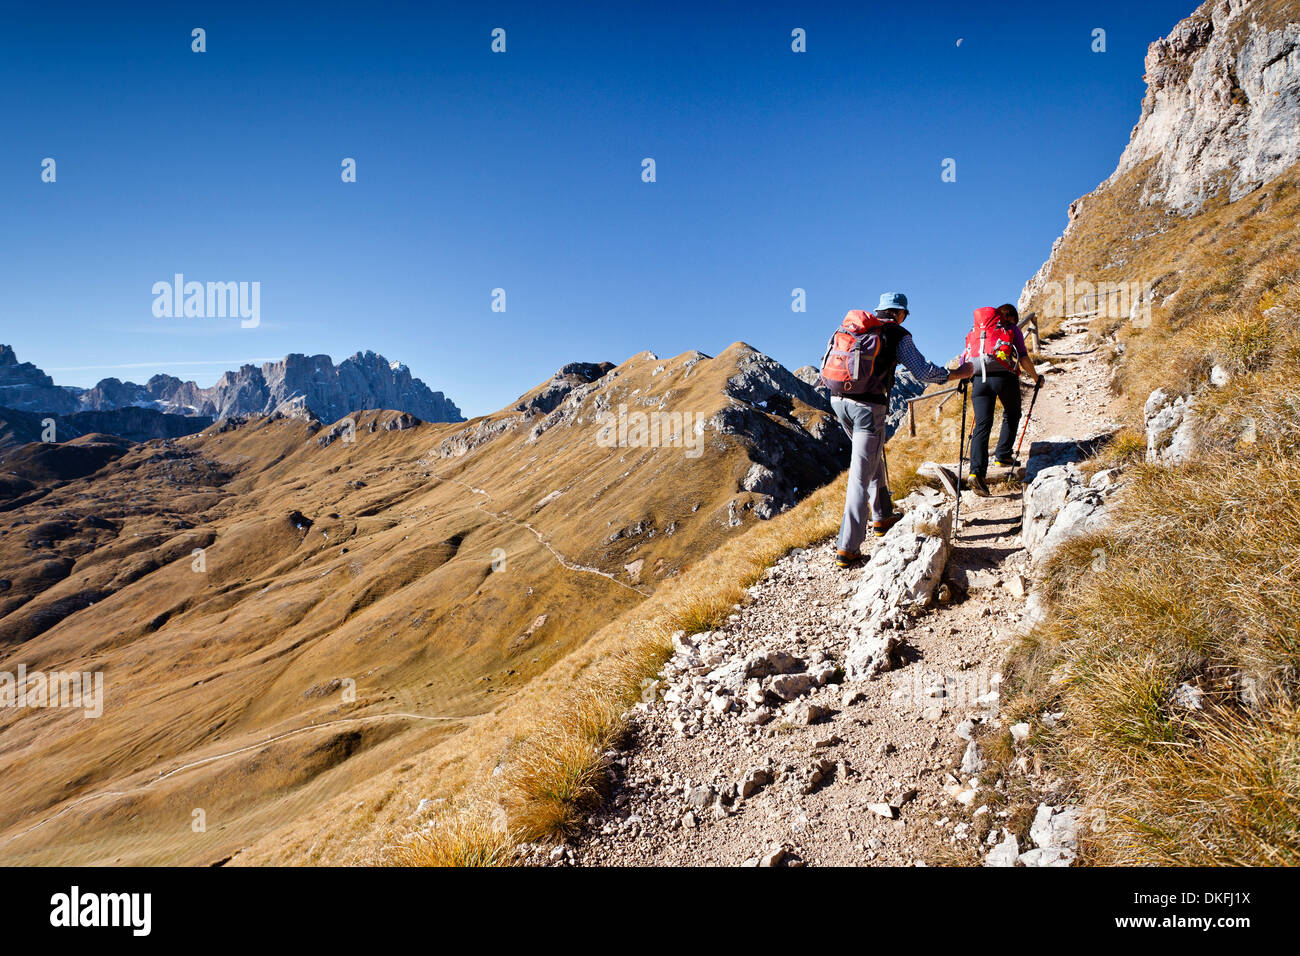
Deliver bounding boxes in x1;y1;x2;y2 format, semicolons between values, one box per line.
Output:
819;310;890;397
962;307;1020;380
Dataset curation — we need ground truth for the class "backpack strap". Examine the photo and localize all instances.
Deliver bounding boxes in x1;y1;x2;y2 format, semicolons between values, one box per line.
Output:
819;328;842;373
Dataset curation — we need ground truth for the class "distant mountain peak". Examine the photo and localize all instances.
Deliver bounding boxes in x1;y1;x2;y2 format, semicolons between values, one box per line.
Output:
0;344;61;399
0;344;464;427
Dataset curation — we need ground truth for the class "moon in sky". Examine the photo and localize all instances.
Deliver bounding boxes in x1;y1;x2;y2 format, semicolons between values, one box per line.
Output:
956;37;964;46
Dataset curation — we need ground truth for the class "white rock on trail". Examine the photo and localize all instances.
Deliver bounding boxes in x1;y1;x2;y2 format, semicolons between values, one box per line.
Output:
844;503;953;680
960;741;986;776
759;845;788;867
789;700;831;725
985;833;1020;867
955;716;983;741
739;767;771;798
1029;804;1081;849
769;672;815;701
961;568;1001;591
1022;463;1109;566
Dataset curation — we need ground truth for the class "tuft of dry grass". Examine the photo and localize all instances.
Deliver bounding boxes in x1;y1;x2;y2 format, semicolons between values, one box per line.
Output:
1102;704;1300;866
1098;428;1146;468
665;583;746;634
502;626;673;841
1194;309;1274;375
386;801;517;867
505;696;625;839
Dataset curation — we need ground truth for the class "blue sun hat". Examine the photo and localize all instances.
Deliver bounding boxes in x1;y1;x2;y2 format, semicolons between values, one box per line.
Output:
876;292;909;314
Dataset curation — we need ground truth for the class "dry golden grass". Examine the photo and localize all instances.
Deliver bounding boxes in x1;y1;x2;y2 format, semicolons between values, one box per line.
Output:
503;632;666;841
386;800;517;867
1195;309;1275;375
0;344;859;866
1104;704;1300;866
1001;161;1300;866
1096;428;1146;469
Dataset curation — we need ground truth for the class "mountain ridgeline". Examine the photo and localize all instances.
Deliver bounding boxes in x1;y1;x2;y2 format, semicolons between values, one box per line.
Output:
0;345;463;445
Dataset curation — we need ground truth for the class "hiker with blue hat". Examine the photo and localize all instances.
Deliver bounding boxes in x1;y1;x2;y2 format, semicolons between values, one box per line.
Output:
817;292;973;568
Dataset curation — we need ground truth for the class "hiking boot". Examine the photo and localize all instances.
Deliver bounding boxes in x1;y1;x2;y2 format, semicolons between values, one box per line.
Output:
994;456;1020;468
872;512;903;537
835;549;862;569
969;473;991;497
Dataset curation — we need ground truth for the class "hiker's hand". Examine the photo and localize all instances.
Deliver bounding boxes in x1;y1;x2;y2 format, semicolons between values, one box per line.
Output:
1036;373;1045;388
950;362;974;381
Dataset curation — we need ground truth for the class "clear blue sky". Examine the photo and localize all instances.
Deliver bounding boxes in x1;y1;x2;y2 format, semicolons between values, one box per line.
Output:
1;0;1196;417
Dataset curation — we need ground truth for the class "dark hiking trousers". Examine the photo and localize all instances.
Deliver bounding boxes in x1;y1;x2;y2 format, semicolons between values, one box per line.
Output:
969;370;1022;478
830;397;890;554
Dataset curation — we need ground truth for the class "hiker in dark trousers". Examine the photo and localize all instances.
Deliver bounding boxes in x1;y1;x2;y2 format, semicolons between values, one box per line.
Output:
823;292;973;568
964;304;1041;496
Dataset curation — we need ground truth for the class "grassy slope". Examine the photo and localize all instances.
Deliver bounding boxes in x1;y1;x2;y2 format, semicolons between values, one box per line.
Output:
0;344;841;865
1008;161;1300;865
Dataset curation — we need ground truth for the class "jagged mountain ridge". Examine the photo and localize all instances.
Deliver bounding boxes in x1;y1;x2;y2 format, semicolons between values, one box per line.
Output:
795;363;925;437
0;345;80;415
0;344;463;425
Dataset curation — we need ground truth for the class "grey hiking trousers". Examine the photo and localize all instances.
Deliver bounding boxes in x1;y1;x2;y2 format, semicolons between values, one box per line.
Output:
830;396;891;554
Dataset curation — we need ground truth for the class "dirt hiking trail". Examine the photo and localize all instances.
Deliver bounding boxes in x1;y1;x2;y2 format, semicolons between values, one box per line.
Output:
541;329;1115;867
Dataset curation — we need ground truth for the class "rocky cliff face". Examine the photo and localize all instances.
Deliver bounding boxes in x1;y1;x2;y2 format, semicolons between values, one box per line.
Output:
1111;0;1300;212
515;362;616;415
1021;0;1300;309
1;346;464;426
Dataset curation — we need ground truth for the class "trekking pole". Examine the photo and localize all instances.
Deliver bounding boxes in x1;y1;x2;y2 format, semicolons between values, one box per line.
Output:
953;379;969;538
1014;375;1044;461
